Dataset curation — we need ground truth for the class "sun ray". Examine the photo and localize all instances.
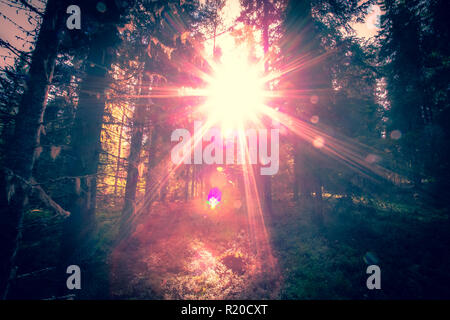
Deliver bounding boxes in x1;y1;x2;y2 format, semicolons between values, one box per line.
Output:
259;106;400;181
236;126;277;272
118;119;215;240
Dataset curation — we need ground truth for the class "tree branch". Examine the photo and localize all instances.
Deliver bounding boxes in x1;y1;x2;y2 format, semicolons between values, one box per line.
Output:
30;178;70;217
18;0;44;17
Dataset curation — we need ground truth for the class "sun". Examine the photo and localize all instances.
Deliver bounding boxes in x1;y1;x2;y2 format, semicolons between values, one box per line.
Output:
200;50;267;133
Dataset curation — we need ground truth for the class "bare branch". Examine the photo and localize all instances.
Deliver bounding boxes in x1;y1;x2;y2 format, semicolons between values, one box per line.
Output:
16;267;56;279
30;178;70;217
18;0;44;17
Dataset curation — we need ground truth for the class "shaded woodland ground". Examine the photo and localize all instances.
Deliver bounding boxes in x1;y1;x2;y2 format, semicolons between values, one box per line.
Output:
8;188;450;299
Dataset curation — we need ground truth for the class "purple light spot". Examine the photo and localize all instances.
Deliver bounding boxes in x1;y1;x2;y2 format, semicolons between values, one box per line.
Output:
207;187;222;209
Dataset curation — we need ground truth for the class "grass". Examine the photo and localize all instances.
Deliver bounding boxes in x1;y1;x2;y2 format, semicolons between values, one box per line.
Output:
270;196;450;299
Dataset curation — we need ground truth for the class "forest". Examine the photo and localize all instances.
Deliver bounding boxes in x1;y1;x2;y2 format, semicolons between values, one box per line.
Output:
0;0;449;300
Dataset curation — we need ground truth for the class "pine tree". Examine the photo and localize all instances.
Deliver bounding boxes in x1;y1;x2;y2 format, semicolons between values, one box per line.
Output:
57;0;134;297
0;0;69;298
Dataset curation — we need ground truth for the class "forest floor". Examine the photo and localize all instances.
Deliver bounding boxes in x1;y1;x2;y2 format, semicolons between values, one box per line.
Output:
105;193;450;299
9;192;450;299
109;199;281;299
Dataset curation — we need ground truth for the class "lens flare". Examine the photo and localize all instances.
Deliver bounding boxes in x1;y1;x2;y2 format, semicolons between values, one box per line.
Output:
207;187;222;210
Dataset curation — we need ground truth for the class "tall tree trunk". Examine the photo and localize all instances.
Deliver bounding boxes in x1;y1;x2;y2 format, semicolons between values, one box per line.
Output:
143;110;160;211
261;0;272;215
293;144;301;202
200;170;205;200
284;0;329;226
58;28;118;296
120;74;148;235
57;1;132;297
0;0;67;299
184;167;190;202
113;110;126;200
191;165;196;198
